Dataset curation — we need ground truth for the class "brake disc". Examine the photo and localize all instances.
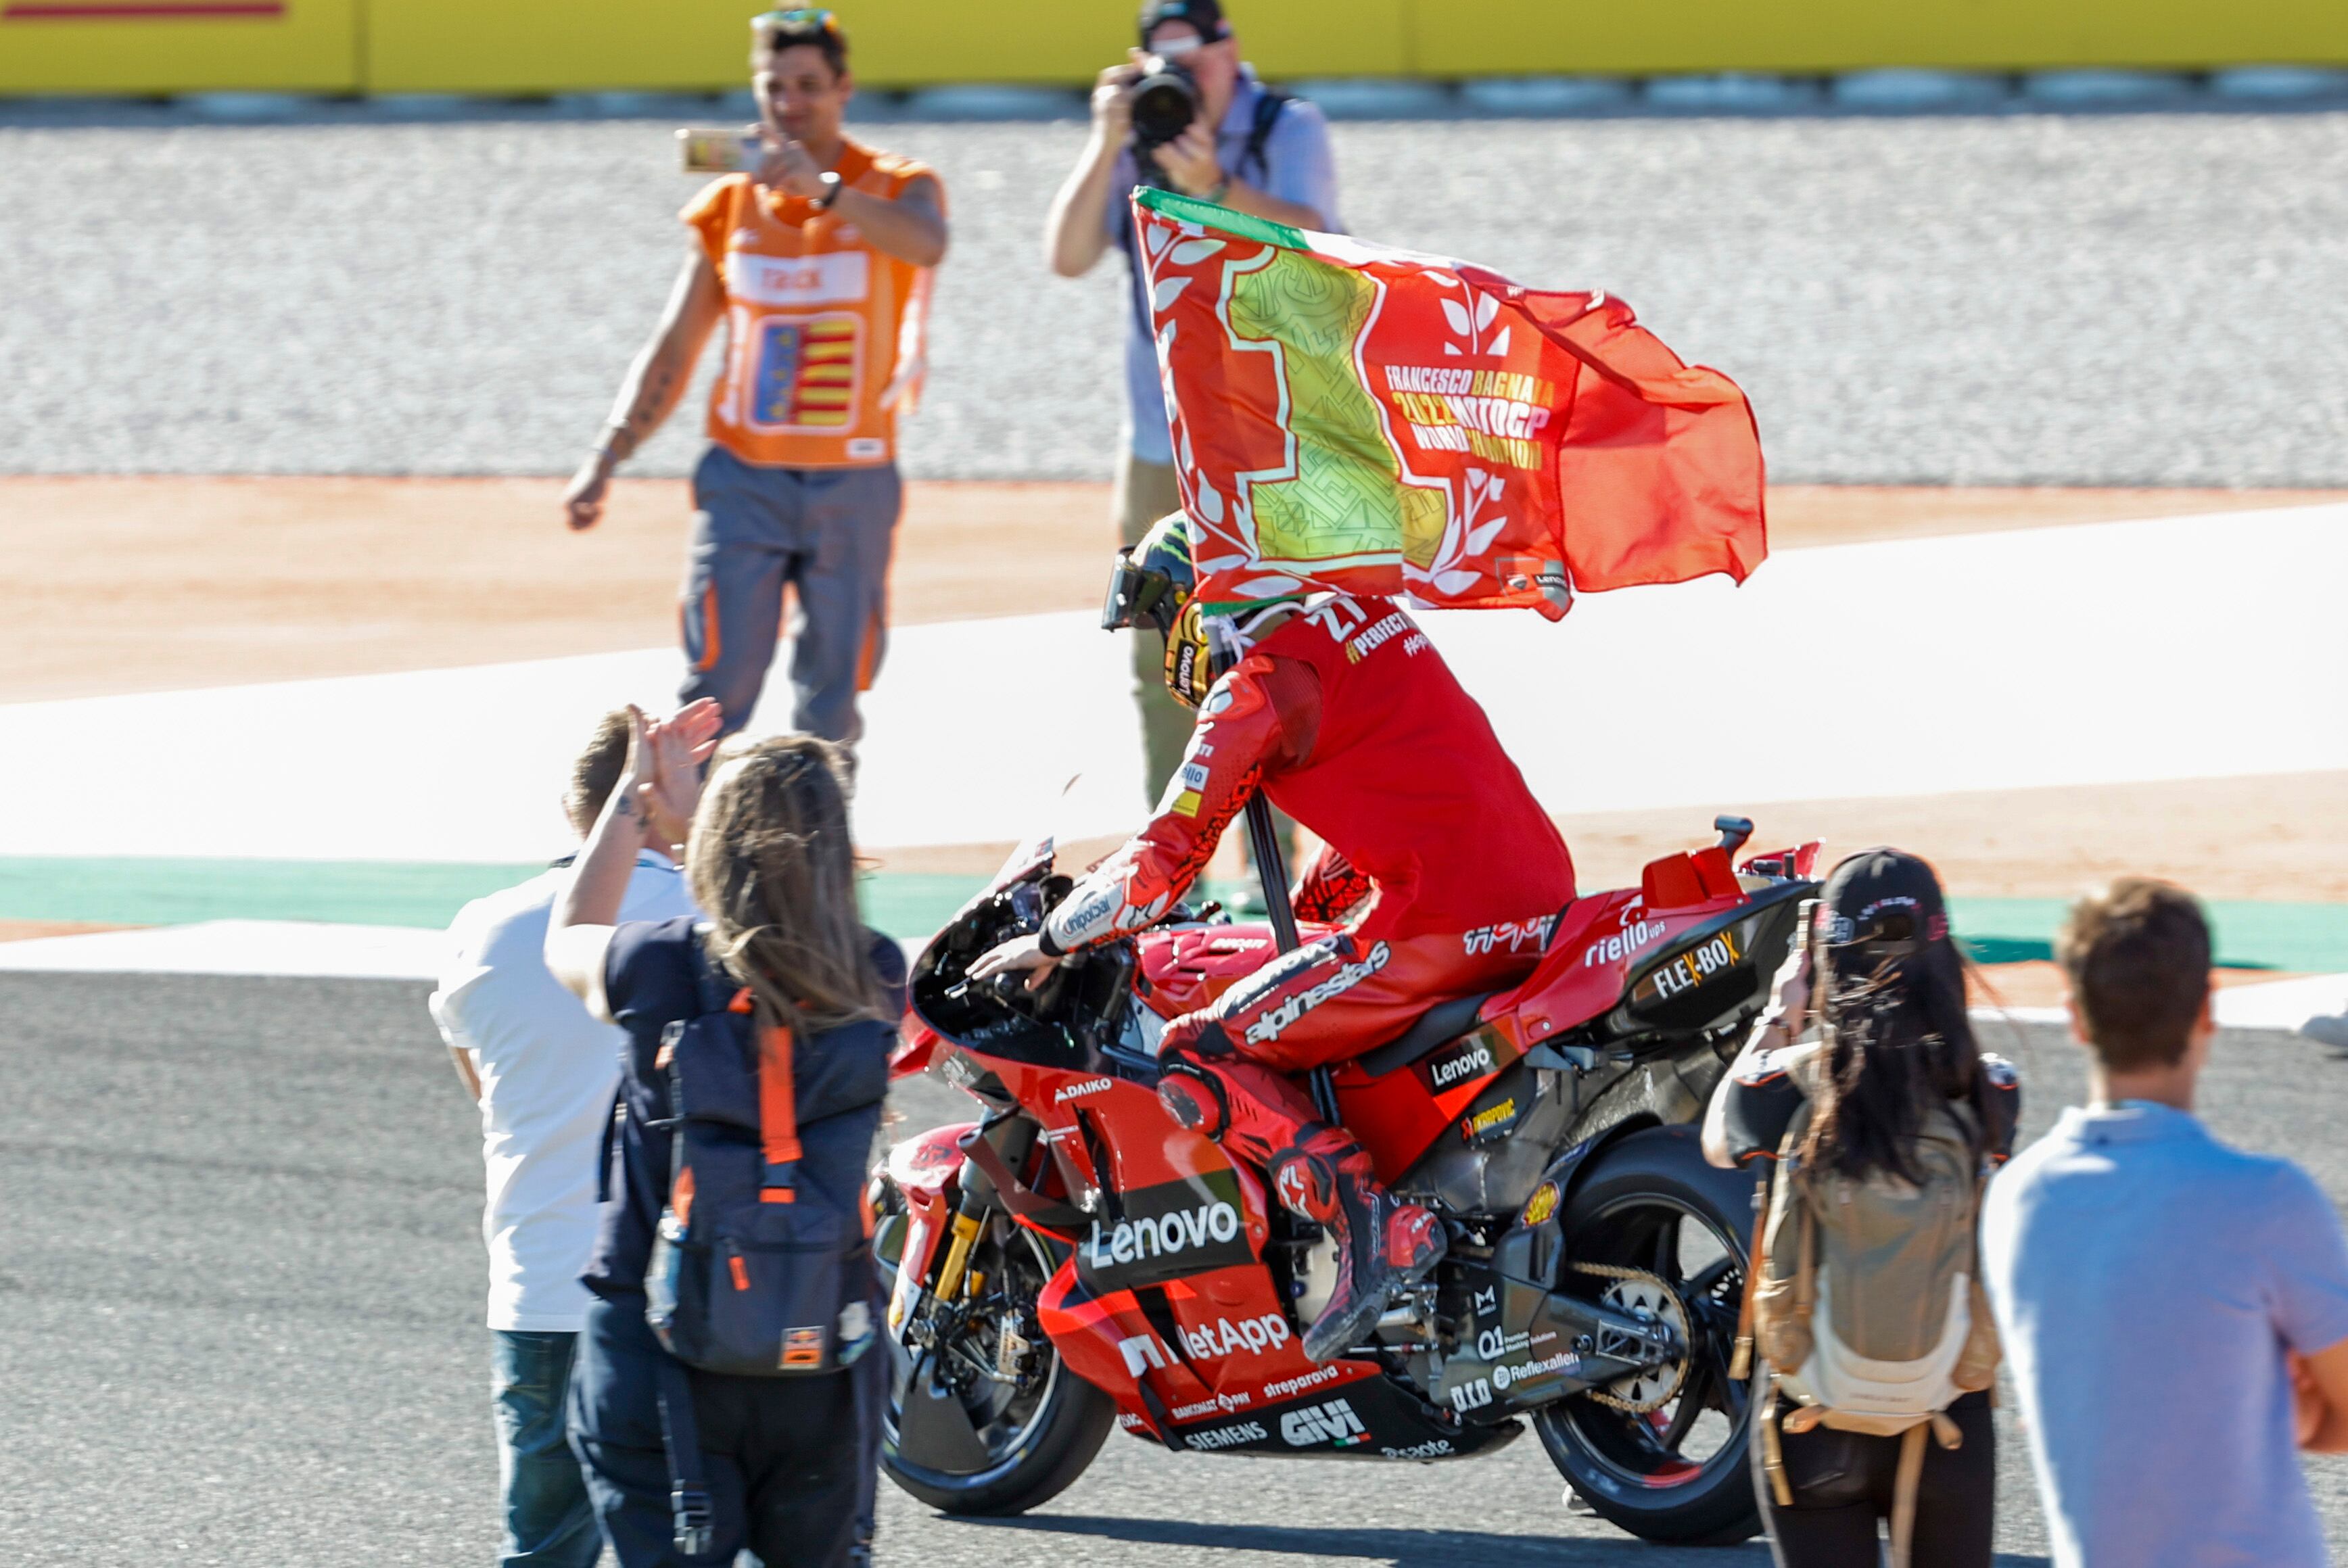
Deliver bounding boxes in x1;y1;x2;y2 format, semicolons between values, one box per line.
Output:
1570;1262;1691;1415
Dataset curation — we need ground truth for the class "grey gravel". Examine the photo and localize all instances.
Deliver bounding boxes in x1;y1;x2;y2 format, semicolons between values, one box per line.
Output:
3;972;2345;1563
3;110;2347;486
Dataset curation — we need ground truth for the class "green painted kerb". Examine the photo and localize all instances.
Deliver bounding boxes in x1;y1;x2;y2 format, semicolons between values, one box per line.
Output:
3;860;2345;974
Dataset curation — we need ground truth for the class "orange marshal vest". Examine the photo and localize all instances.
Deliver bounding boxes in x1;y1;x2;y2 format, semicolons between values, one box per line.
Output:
683;140;939;469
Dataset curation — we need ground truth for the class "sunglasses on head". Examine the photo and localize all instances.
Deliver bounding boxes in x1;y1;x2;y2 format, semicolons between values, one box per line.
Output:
754;7;838;34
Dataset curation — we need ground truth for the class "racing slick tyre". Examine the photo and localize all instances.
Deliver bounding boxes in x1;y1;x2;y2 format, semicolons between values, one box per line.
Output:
873;1189;1115;1515
1532;1123;1763;1546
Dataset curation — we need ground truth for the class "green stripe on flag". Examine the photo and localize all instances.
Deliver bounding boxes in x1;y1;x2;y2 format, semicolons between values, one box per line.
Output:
1134;187;1309;251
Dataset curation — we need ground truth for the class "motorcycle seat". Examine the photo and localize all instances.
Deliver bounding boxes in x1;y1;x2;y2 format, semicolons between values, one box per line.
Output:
1355;991;1499;1079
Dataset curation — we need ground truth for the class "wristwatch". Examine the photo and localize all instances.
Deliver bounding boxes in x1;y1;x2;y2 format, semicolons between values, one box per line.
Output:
814;171;843;210
1202;176;1231;205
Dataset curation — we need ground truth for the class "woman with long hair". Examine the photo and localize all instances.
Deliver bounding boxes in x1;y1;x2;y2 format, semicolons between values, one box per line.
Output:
546;703;901;1568
1702;848;2014;1568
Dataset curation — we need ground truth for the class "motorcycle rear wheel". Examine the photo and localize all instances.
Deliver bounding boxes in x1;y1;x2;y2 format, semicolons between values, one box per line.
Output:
1532;1124;1763;1546
874;1194;1115;1516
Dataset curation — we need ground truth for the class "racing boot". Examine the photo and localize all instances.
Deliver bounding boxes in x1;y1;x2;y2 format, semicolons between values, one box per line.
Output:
1271;1139;1447;1364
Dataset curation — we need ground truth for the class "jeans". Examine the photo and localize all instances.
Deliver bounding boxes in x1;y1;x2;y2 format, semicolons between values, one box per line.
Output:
492;1330;603;1568
567;1291;867;1568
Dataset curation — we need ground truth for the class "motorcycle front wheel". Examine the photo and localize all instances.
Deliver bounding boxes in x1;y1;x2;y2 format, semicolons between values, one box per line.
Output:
873;1189;1115;1515
1532;1123;1763;1546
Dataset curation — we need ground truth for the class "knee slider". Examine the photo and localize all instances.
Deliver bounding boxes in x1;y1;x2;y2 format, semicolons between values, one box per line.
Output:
1155;1062;1229;1139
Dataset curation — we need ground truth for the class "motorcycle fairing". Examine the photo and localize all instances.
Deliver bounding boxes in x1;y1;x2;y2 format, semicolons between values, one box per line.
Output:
881;1122;977;1336
1037;1249;1377;1440
1118;1371;1523;1463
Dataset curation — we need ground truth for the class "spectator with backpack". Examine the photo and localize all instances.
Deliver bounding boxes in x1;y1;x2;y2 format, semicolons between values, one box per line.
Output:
430;709;699;1568
544;705;904;1567
1043;0;1337;807
1981;878;2348;1568
1702;849;2019;1568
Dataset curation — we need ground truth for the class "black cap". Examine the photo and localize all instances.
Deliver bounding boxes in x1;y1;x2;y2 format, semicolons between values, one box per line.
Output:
1817;848;1949;958
1139;0;1228;46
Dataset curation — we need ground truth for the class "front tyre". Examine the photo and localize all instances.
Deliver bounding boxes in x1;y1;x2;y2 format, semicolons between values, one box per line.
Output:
873;1189;1114;1516
1534;1124;1763;1547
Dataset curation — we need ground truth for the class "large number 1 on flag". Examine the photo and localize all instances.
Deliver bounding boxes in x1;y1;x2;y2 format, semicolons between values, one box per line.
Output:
1134;188;1769;617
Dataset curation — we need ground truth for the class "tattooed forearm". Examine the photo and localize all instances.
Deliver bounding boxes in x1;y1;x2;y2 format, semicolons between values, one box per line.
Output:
599;360;681;465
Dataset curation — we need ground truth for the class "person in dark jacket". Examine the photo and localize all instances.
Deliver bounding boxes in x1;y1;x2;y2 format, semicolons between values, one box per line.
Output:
546;703;900;1567
1701;849;2011;1568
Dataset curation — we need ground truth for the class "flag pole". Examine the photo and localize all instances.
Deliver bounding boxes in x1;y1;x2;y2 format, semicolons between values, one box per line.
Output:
1204;628;1300;957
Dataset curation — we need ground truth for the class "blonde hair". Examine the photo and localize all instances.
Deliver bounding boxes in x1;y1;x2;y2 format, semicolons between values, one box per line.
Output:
685;734;885;1035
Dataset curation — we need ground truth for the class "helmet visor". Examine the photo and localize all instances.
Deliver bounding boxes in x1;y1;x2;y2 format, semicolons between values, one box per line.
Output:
1101;548;1180;635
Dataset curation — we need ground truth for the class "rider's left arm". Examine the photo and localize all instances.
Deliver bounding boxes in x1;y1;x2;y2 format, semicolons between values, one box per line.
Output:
970;655;1318;987
1041;653;1318;955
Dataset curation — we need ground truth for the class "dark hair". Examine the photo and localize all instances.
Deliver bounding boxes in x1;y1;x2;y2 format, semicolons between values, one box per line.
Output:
563;709;634;836
1800;913;1991;1187
752;11;848;77
2055;878;2211;1072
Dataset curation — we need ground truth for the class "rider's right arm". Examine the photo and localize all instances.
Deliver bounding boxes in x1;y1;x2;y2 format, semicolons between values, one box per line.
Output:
1040;653;1319;955
590;243;727;467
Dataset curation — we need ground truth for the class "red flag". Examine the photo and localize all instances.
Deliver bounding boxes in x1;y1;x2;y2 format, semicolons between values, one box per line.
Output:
1135;189;1766;616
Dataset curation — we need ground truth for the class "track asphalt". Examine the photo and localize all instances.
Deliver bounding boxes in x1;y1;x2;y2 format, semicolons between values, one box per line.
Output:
5;110;2347;485
4;973;2343;1564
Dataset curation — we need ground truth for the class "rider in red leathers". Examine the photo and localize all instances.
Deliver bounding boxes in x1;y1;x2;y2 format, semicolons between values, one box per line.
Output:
972;515;1576;1361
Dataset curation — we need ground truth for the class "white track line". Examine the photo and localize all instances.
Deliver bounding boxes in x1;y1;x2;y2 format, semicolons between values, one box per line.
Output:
2;504;2341;863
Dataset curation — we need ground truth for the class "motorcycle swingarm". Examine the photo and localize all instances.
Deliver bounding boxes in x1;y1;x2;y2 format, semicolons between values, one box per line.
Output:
1429;1259;1682;1421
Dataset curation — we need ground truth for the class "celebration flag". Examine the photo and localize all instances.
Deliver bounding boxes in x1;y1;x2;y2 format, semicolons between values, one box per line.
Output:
1133;189;1767;616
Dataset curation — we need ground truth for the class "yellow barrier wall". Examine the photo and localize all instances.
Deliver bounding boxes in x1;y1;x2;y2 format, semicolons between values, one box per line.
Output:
3;0;2344;97
1411;0;2348;77
0;0;357;94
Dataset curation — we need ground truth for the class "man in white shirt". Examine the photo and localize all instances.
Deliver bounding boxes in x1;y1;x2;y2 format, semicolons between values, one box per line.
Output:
430;711;697;1568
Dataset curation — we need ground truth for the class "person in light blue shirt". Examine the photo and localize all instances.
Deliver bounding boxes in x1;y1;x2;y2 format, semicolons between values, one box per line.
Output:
1981;878;2348;1568
1043;0;1338;803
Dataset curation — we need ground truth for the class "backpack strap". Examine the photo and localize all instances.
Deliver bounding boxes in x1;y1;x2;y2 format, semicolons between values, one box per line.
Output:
759;1020;803;1202
653;1354;714;1556
1729;1165;1770;1381
1238;87;1290;187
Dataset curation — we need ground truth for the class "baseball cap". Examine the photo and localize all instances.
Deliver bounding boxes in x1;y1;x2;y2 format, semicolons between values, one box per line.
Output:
1139;0;1229;47
1816;847;1950;959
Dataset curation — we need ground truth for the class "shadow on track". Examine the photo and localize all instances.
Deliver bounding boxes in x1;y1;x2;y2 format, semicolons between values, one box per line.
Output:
956;1510;2052;1566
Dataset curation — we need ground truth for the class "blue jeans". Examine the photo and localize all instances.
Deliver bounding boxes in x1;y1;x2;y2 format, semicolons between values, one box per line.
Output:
493;1330;603;1568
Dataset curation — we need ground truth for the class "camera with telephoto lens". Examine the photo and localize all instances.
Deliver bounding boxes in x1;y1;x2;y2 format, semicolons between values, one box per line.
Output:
1128;57;1200;168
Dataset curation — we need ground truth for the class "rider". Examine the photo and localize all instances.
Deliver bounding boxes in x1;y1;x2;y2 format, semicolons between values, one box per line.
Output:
972;514;1576;1362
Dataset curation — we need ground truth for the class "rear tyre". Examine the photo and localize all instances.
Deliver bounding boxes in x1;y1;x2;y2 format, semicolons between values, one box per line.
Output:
1533;1124;1763;1547
873;1190;1115;1516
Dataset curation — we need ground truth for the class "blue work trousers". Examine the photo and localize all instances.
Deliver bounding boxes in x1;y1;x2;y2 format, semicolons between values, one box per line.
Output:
678;444;901;747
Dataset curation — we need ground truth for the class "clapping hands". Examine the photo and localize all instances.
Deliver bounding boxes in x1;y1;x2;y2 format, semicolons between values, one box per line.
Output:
622;698;724;855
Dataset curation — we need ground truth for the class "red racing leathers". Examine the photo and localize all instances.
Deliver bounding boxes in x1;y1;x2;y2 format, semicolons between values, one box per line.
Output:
1039;594;1576;1220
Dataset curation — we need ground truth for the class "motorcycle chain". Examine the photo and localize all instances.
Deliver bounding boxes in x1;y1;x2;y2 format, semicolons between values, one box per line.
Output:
1568;1262;1690;1415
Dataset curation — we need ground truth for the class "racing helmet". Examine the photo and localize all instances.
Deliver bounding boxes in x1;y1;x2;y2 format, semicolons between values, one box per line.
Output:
1102;512;1215;708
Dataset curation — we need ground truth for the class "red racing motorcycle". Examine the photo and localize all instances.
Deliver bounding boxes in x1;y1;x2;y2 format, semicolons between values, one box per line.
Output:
870;815;1818;1546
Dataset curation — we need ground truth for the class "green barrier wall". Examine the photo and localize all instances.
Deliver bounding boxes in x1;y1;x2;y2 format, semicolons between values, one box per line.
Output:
5;0;2345;97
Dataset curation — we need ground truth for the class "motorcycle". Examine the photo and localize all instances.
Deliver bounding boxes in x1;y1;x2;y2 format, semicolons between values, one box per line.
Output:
869;813;1820;1546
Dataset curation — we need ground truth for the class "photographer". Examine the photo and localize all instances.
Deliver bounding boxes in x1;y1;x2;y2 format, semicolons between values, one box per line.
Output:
1043;0;1337;801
